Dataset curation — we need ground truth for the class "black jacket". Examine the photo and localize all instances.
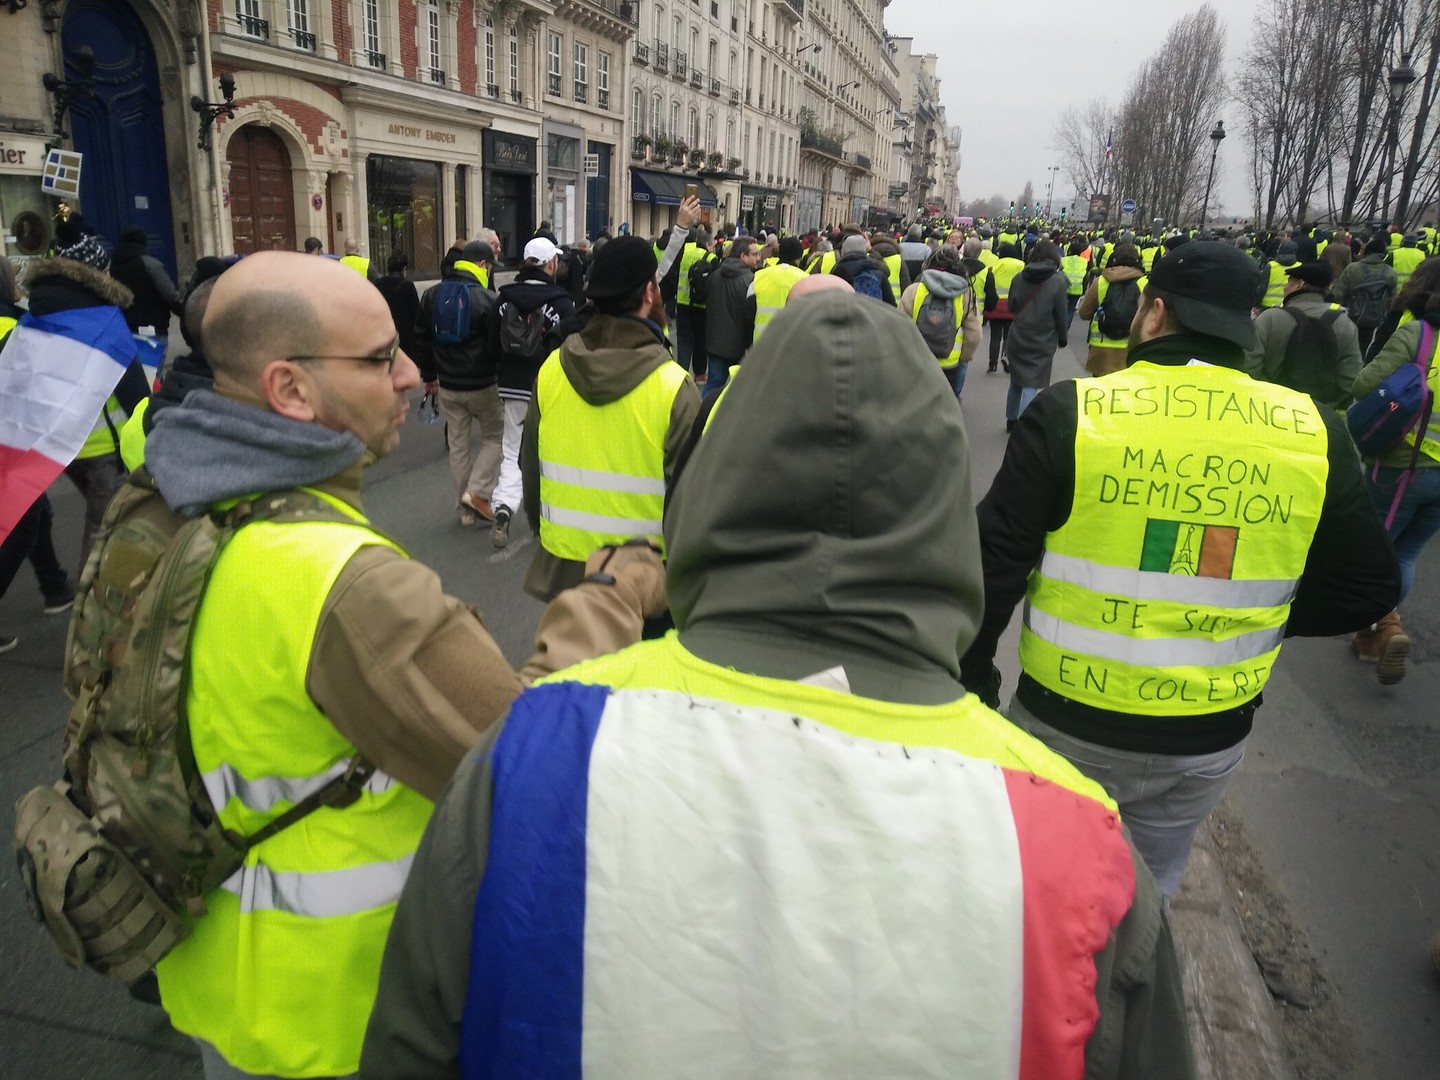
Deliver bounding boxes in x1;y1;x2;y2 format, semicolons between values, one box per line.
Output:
960;332;1400;755
375;274;421;362
489;268;580;401
413;266;497;391
109;241;183;334
831;252;897;305
705;258;756;361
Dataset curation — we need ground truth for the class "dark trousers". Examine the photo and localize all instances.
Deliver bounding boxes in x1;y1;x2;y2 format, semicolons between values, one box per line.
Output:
64;453;121;576
0;494;70;603
676;306;709;376
987;318;1012;366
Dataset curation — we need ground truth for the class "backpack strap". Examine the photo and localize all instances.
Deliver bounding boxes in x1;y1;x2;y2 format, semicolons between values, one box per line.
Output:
1380;320;1438;529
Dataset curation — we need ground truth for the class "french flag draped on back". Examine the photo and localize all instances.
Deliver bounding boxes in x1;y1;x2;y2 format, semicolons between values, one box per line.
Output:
0;305;135;541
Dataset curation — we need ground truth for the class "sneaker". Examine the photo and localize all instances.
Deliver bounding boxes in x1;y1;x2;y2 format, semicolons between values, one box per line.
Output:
492;508;511;549
987;363;997;374
0;636;17;655
43;588;76;616
1000;355;1011;373
459;507;478;527
460;491;495;524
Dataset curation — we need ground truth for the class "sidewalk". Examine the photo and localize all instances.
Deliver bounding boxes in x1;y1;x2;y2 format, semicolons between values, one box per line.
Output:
1171;821;1295;1080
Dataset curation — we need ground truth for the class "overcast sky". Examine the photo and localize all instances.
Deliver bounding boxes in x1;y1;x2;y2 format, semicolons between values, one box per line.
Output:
883;0;1256;221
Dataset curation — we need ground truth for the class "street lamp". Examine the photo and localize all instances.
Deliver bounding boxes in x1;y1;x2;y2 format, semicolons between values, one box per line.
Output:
1045;164;1060;216
1383;55;1417;225
191;71;238;152
1199;119;1225;229
40;44;96;149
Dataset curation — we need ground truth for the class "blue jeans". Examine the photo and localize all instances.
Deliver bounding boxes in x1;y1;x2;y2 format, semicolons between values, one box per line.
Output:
704;354;733;398
943;361;968;399
1006;698;1247;901
1366;465;1440;603
1005;383;1038;422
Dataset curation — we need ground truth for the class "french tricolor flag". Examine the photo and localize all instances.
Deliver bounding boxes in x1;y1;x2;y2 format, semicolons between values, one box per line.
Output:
0;306;135;542
461;680;1135;1079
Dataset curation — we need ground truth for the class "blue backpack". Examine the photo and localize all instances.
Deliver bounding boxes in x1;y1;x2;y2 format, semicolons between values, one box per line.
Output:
432;279;476;345
1347;320;1435;458
853;267;886;302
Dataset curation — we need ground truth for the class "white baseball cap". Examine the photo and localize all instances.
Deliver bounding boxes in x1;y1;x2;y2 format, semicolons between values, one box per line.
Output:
524;237;562;263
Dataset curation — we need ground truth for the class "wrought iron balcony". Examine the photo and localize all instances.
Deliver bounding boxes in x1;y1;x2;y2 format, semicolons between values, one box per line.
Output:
291;28;316;51
430;67;446;85
689;69;703;88
634;40;650;65
574;82;588;103
654;41;669;73
237;13;269;38
366;49;387;69
730;88;740;105
547;72;562;95
598;88;610;109
486;83;500;98
709;77;721;96
511;88;523;102
674;51;687;80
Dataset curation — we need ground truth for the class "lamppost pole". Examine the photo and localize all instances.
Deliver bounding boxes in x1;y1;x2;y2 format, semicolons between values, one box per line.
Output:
1045;165;1059;217
1199;119;1225;229
1383;55;1417;226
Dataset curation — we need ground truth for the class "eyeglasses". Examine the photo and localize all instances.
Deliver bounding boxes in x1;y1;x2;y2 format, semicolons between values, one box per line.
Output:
288;340;400;372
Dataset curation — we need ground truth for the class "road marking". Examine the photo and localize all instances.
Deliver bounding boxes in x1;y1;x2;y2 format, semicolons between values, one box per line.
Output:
488;532;535;563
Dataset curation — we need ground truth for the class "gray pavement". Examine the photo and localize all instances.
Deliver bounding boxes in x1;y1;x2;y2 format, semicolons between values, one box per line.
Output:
2;324;1433;1076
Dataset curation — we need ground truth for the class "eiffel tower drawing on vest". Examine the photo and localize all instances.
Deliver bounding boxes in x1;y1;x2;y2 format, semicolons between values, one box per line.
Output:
1170;525;1199;575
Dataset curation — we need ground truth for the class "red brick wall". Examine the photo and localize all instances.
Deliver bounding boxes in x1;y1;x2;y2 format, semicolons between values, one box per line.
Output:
207;0;222;32
332;0;353;60
456;1;478;95
398;0;419;80
221;96;344;158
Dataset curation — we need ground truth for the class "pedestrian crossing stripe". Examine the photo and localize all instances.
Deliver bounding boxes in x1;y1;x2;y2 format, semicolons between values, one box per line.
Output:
1139;519;1238;578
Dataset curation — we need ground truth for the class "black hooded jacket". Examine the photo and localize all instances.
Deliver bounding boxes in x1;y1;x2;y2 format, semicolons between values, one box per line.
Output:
489;266;580;401
109;237;183;334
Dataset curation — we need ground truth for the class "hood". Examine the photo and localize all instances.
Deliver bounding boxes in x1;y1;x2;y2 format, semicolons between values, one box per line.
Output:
146;388;368;517
919;268;969;299
716;258;750;280
498;272;571;312
111;240;146;266
870;238;901;258
665;291;980;705
1020;259;1058;282
558;314;672;406
22;257;133;313
1101;265;1145;283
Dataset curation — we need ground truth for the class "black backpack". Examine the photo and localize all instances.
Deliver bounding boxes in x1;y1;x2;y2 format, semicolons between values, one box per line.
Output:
499;302;550;359
1276;306;1344;400
1097;279;1141;340
688;255;719;305
916;289;960;358
1345;268;1394;329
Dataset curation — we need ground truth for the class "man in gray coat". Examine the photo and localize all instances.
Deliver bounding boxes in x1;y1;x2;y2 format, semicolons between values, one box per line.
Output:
1244;261;1362;410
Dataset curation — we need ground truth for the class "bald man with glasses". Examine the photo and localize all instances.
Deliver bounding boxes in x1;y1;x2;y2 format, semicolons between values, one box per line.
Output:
101;252;668;1080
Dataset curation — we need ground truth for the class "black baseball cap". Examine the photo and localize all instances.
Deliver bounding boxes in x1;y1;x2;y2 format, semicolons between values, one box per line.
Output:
1146;241;1261;349
1285;261;1333;289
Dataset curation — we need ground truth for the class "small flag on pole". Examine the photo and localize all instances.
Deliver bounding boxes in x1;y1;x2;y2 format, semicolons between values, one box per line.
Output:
1105;131;1113;162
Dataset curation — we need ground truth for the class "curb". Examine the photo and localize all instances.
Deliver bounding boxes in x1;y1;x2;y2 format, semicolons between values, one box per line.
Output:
1169;820;1296;1080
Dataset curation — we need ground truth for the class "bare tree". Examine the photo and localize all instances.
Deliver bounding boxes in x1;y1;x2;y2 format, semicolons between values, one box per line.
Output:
1054;99;1115;205
1017;180;1036;213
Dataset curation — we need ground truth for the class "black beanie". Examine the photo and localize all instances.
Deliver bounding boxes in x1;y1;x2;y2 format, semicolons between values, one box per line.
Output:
585;235;657;299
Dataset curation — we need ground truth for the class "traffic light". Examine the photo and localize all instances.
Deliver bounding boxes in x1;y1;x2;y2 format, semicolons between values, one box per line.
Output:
1009;202;1015;215
1022;204;1029;215
1060;206;1067;220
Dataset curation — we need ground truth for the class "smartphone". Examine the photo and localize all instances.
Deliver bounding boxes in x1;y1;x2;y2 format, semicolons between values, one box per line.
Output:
684;183;699;202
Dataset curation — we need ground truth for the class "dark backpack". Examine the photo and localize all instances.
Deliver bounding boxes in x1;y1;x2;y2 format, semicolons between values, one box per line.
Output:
688;255;719;304
1345;268;1393;329
852;266;886;302
499;302;549;359
1097;279;1141;340
431;278;480;345
916;289;960;357
1276;306;1344;400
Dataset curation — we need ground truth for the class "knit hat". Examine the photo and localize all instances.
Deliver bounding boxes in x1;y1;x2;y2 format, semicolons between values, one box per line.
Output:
778;237;804;264
1277;240;1299;261
54;233;112;271
841;235;868;257
585;236;658;300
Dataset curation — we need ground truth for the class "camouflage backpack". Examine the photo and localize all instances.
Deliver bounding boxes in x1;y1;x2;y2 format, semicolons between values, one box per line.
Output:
14;470;377;986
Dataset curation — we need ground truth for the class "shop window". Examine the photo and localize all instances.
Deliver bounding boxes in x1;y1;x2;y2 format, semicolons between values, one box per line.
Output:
367;155;443;280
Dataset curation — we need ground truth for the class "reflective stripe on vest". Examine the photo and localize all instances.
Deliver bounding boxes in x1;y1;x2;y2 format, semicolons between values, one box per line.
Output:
1017;365;1328;716
912;282;965;368
154;496;431;1078
76;393;128;460
752;263;808;338
536;349;688;560
1060;255;1087;295
1262;261;1295;307
339;254;371;277
883;252;903;299
1086;275;1148;349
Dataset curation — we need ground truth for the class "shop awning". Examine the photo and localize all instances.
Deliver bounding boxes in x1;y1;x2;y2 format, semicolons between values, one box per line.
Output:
630;169;718;207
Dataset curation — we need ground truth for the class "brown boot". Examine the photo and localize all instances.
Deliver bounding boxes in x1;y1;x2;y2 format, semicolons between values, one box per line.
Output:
1353;624;1381;662
1374;610;1410;685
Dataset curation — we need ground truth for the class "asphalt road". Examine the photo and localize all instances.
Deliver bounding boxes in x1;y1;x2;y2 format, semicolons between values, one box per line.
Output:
1;327;1437;1078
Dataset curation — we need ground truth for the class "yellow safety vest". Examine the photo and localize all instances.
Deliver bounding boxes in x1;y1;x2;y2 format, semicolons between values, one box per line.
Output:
453;259;490;290
977;248;999;269
155;495;431;1077
883;253;903;300
77;393;129;460
807;250;837;275
339;254;371;277
1401;326;1440;463
119;397;149;471
752;263;808;339
763;256;779;268
0;313;16;339
536;349;689;560
1261;261;1295;308
1087;275;1148;350
1019;363;1329;716
986;258;1025;317
677;242;707;307
1391;247;1426;292
1140;246;1160;272
1060;255;1088;296
912;282;966;369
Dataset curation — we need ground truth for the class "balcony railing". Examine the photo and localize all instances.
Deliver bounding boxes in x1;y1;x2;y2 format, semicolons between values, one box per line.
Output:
856;153;871;170
783;0;804;15
598;88;610;110
291;27;316;51
366;49;387;69
486;83;500;98
674;51;687;79
654;40;669;73
430;67;446;85
800;129;842;157
547;72;562;95
237;13;269;38
689;69;703;88
574;82;588;103
634;40;650;65
730;88;741;105
511;88;523;102
709;77;721;96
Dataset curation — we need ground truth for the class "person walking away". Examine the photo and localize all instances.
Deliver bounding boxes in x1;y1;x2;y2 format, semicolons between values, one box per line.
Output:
109;225;183;374
1060;238;1090;322
1389;233;1427;293
869;230;910;301
1333;234;1399;356
521;236;701;600
899;245;980;401
703;236;759;396
961;242;1400;900
361;289;1197;1080
978;242;1025;373
1244;261;1361;410
339;237;382;282
374;252;421;363
1076;242;1146;377
1001;239;1069;431
488;237;578;548
1257;239;1300;309
748;236;809;342
414;241;503;526
673;227;712;377
1348;257;1440;684
899;222;932;282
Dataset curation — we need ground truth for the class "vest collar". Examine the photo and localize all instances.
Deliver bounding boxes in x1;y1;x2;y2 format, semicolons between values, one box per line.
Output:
1126;332;1245;370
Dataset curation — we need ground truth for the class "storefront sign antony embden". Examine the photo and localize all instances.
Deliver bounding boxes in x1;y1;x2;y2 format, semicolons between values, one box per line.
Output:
386;122;458;144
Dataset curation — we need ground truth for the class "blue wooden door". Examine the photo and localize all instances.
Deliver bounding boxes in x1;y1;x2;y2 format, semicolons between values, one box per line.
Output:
62;0;178;278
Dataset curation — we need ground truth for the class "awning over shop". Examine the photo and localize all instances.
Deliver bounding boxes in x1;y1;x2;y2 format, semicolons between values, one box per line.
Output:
630;169;718;207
